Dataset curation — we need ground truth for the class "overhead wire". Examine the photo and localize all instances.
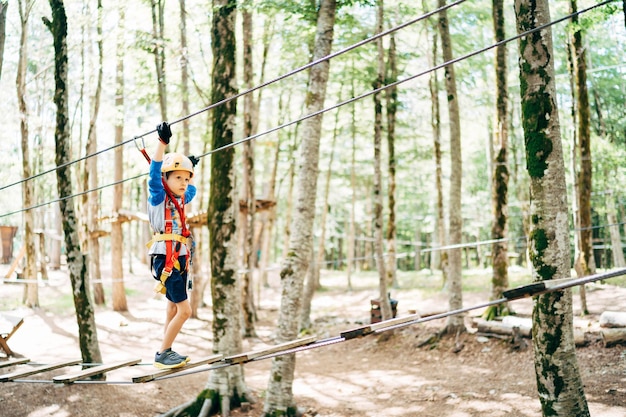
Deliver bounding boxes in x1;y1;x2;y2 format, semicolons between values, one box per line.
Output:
0;0;470;194
0;0;618;220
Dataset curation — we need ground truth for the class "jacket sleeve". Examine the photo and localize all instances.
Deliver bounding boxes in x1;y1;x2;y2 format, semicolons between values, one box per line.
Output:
185;184;197;203
148;161;165;206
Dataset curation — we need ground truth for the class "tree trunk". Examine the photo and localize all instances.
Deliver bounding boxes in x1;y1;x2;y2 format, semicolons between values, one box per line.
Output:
571;0;592;315
111;1;127;311
606;192;625;267
179;0;190;155
386;33;398;289
17;0;38;308
486;0;510;320
44;0;103;371
346;59;357;290
423;0;446;275
151;0;167;121
0;0;7;81
438;0;464;334
514;1;590;415
264;1;336;414
204;0;248;414
241;1;258;338
84;0;105;307
301;95;341;329
373;0;391;321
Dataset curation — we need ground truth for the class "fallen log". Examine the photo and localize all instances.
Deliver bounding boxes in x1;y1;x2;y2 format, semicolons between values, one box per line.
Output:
601;328;626;347
599;311;626;328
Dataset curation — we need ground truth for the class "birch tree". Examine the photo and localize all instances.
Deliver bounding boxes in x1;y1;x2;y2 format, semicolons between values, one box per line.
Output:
263;0;337;414
44;0;103;370
514;0;589;415
438;0;464;334
0;0;7;80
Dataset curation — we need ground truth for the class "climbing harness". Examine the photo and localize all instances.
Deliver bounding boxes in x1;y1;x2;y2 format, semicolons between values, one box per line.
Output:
146;186;191;295
138;140;193;295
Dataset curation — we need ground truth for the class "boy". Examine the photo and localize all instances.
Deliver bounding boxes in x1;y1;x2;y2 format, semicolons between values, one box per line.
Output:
147;121;196;369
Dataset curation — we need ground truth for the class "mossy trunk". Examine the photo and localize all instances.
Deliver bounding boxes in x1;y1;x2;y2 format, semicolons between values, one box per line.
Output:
263;1;336;414
438;0;464;333
486;0;510;320
207;0;248;413
514;1;589;415
386;34;398;289
44;0;103;370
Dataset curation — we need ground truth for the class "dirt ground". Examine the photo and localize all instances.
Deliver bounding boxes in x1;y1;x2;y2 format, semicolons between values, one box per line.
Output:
1;263;625;417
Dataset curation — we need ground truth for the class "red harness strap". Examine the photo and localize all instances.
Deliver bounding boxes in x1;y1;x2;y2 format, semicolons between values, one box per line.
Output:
155;180;191;294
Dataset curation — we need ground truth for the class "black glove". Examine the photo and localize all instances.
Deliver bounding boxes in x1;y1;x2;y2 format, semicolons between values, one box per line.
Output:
188;155;200;167
157;122;172;145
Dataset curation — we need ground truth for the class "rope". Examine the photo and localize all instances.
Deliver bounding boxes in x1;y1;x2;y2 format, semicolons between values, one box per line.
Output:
0;0;469;195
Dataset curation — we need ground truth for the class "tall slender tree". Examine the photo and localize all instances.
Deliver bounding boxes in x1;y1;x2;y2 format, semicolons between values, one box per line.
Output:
570;0;592;315
44;0;103;371
438;0;464;334
150;0;167;121
0;0;8;81
264;1;337;414
514;1;589;415
17;0;38;308
204;0;248;414
385;33;398;289
111;0;127;312
373;0;392;321
485;0;510;320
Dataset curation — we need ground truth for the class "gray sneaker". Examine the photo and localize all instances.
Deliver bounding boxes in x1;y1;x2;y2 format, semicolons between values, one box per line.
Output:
170;349;190;364
154;348;187;369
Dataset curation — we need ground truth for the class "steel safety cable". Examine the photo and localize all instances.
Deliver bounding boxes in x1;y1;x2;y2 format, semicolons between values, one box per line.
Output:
0;0;469;194
0;0;618;219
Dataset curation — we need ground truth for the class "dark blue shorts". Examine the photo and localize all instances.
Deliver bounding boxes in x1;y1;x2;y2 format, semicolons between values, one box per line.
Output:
151;255;188;303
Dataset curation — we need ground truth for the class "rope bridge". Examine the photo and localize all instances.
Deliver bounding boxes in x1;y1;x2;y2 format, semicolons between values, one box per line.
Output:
2;267;625;385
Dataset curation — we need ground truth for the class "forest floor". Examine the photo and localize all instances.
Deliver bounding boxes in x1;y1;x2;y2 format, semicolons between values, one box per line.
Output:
1;261;625;417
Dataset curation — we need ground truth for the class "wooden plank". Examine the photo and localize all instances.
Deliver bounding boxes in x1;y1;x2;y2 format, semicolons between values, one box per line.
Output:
0;359;81;382
224;336;317;364
370;313;421;331
132;354;223;383
340;325;372;340
4;246;25;279
0;358;30;369
53;358;141;384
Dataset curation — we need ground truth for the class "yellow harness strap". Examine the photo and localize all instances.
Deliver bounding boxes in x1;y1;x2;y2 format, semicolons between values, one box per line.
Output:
145;233;190;249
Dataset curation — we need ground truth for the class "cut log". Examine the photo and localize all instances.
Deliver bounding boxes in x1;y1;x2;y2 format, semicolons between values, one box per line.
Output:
601;328;626;347
476;317;532;338
599;311;626;328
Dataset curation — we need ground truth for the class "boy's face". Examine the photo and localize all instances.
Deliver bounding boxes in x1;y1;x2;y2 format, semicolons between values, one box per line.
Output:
165;170;192;197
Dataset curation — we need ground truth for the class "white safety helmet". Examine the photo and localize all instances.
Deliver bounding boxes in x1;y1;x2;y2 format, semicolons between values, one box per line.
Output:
162;153;194;178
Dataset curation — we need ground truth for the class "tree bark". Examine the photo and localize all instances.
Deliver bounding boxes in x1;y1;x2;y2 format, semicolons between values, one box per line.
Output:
204;0;248;414
571;0;592;314
44;0;103;371
514;1;590;415
423;0;446;275
17;0;38;308
111;1;127;311
486;0;510;320
373;0;391;321
83;0;106;307
264;1;336;414
385;33;398;289
151;0;167;121
438;0;464;333
0;0;8;81
241;1;258;338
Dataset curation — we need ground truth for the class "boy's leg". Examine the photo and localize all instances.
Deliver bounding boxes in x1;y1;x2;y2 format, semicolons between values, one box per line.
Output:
160;299;191;352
